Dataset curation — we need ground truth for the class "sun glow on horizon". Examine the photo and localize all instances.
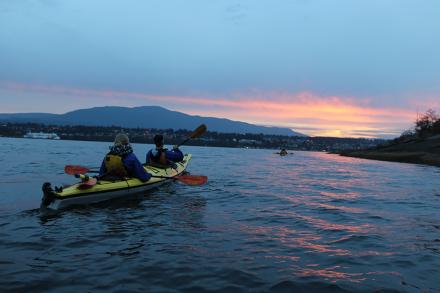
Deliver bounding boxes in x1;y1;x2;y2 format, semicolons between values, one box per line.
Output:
1;80;434;138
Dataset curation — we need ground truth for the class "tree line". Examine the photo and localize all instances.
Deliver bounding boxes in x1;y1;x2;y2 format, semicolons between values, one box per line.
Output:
0;122;384;151
395;109;440;143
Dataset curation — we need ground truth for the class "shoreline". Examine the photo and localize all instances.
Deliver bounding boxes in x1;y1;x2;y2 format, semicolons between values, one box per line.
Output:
339;150;440;168
339;135;440;168
4;136;440;168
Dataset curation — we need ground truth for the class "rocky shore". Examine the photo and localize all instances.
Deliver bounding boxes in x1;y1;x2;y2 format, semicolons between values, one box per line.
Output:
339;135;440;167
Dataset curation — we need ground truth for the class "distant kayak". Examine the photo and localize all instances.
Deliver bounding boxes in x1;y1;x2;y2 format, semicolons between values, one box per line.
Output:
274;152;293;156
41;154;192;210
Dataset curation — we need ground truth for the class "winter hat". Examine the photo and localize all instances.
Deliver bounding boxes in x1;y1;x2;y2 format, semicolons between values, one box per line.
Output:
114;133;130;145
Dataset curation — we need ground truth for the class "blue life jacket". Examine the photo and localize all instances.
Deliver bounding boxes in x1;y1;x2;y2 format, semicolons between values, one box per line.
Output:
146;148;184;165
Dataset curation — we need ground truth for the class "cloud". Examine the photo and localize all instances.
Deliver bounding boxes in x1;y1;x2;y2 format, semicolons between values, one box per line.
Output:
0;80;436;138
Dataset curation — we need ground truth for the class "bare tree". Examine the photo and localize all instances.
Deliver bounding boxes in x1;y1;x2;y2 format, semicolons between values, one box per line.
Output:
415;109;439;137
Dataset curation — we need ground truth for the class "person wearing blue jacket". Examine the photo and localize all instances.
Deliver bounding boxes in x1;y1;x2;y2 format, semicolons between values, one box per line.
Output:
99;133;151;182
146;134;184;166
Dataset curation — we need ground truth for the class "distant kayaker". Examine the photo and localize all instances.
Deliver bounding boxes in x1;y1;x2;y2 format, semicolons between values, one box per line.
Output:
146;134;184;166
99;133;151;181
279;148;288;156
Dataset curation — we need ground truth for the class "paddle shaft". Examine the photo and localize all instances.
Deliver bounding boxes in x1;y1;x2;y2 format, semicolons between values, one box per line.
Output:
72;168;189;179
65;165;207;185
177;137;192;148
77;170;185;180
176;124;206;148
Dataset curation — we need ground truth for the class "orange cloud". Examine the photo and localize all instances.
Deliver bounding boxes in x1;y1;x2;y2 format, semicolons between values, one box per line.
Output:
1;80;436;138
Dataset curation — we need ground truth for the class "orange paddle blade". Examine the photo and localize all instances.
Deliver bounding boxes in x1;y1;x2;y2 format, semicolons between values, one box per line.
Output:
65;165;90;175
77;177;98;189
175;175;208;186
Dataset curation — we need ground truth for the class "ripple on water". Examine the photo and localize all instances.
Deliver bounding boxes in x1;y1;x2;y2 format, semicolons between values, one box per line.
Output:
0;141;439;292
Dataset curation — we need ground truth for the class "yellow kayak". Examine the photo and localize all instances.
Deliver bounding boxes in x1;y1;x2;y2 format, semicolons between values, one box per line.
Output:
41;154;192;210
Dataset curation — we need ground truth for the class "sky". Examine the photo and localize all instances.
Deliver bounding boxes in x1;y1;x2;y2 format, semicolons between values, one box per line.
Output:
1;0;439;138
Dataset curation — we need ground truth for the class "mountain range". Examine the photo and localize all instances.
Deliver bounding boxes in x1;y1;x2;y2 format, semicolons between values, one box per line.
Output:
0;106;305;136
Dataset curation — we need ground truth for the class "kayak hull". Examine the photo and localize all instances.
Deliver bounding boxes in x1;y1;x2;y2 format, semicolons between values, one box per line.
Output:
41;154;191;210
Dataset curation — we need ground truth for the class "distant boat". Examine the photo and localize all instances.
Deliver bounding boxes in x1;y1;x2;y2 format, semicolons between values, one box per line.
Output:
23;132;60;140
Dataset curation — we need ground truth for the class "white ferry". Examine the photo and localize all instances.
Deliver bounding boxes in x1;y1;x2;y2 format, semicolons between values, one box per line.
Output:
23;132;60;140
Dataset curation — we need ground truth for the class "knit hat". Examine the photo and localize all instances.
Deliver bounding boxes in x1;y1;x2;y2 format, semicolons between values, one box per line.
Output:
114;133;130;145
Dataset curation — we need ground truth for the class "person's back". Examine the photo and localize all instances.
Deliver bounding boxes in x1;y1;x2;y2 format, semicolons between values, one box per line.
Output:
146;134;184;166
99;133;151;182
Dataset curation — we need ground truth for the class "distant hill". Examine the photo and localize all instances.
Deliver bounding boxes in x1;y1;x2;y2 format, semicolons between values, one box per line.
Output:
0;106;305;136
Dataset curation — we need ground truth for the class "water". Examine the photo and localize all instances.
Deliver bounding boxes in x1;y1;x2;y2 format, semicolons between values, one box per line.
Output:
0;137;439;292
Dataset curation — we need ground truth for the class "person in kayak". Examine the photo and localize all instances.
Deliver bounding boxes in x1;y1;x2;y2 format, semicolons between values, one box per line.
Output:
146;134;184;166
99;133;151;181
279;148;288;156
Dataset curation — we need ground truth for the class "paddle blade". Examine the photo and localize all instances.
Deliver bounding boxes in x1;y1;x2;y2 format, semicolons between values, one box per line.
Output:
77;177;98;189
190;124;207;139
175;175;208;186
65;165;89;175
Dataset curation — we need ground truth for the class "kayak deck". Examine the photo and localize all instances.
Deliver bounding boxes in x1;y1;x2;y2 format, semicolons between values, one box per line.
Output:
41;154;191;210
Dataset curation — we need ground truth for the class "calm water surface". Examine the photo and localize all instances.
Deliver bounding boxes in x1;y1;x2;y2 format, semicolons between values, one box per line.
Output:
0;137;439;292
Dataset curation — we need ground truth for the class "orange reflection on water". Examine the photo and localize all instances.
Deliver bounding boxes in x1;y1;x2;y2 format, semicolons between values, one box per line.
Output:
240;224;397;284
298;266;366;283
312;202;364;214
240;225;350;256
311;151;365;165
269;255;301;262
320;191;360;200
289;236;350;256
298;214;371;234
284;196;365;214
296;266;403;284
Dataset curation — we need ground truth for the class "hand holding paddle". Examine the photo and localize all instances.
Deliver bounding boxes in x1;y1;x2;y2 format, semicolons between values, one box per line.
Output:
74;173;97;188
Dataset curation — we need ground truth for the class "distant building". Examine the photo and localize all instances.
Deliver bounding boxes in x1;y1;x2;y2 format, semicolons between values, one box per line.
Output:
23;132;60;140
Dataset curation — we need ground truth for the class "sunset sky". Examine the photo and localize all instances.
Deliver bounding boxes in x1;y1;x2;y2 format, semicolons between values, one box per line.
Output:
1;0;439;138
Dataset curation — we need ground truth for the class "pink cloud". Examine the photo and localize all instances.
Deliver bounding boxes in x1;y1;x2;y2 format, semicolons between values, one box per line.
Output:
1;80;437;138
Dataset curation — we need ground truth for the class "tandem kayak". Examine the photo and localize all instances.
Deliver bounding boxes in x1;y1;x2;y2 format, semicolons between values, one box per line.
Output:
41;154;192;210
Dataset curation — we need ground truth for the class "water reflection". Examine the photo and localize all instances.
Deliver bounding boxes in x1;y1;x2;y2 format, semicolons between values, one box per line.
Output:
0;140;439;292
297;214;371;234
284;196;365;214
297;266;366;283
320;191;360;200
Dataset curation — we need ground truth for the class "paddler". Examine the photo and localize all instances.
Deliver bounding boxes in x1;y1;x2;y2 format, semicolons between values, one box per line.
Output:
146;134;184;166
99;133;151;181
279;148;288;156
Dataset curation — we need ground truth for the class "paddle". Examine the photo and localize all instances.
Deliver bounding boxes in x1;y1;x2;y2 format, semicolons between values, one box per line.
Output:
65;165;97;175
154;174;208;186
64;124;208;186
74;173;98;188
65;165;207;186
176;124;207;148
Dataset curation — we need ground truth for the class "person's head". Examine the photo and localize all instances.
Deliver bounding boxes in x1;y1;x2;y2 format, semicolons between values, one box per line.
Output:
114;133;130;146
154;134;164;148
